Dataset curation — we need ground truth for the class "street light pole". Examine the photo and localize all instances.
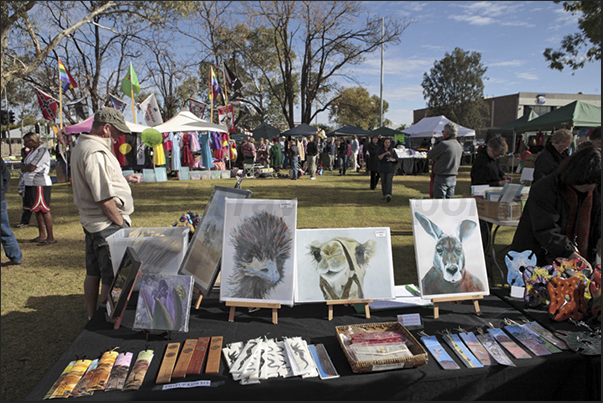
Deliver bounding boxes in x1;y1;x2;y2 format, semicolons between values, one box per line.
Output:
379;17;384;127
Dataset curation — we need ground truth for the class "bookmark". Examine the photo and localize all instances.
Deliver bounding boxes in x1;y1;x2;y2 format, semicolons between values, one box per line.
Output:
309;344;339;380
172;339;198;379
205;336;223;374
420;334;460;370
49;359;92;399
87;349;119;391
70;359;99;398
123;350;154;391
475;328;515;366
487;328;531;359
503;325;552;356
521;321;567;351
104;352;133;391
458;331;496;366
43;361;76;399
187;337;210;375
156;342;181;384
440;331;483;368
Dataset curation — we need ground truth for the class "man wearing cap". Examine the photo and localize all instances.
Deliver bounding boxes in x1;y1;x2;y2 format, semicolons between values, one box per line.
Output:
71;108;141;320
426;122;463;199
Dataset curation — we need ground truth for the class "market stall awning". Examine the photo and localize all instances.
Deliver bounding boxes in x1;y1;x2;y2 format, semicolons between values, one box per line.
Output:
402;115;475;138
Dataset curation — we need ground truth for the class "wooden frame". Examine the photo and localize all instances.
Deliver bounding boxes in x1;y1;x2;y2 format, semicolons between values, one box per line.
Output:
107;246;142;323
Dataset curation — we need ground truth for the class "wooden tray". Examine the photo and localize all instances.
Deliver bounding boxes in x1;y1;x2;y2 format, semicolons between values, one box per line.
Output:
335;321;428;373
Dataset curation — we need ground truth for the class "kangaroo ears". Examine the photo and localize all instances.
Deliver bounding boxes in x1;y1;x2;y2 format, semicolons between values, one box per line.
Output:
414;212;443;240
457;220;477;243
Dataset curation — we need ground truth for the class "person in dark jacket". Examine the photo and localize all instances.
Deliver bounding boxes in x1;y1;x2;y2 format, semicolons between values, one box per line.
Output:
510;147;601;269
377;137;399;202
289;139;300;180
470;135;512;187
532;128;573;183
337;137;348;176
365;135;381;190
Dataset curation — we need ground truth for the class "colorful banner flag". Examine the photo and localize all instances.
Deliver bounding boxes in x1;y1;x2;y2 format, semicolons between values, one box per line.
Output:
35;88;58;122
187;98;207;119
139;93;163;127
222;61;242;92
65;97;88;122
58;57;78;92
109;94;128;112
217;104;235;133
120;62;140;97
209;67;220;101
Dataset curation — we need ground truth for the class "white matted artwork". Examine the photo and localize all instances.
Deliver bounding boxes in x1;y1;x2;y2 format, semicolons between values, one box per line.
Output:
410;198;489;299
220;198;297;305
295;228;395;303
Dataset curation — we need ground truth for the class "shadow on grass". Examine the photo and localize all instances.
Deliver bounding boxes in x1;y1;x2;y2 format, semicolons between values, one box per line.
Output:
1;294;88;401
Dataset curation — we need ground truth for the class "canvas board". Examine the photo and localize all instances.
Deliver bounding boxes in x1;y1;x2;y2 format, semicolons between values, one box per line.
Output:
133;273;194;333
295;227;395;303
220;198;297;305
410;198;489;299
178;186;253;296
106;246;142;320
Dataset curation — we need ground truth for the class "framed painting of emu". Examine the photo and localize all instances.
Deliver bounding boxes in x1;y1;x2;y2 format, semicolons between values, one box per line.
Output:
410;198;489;300
220;198;298;306
295;228;395;303
178;186;252;296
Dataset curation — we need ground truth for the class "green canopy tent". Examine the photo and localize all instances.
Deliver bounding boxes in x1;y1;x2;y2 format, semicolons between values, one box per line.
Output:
486;110;539;169
513;100;601;133
327;124;371;137
252;122;280;142
281;123;317;138
370;126;404;141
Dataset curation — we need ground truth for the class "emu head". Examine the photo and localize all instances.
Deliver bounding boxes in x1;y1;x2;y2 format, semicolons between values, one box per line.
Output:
415;212;477;284
229;211;292;299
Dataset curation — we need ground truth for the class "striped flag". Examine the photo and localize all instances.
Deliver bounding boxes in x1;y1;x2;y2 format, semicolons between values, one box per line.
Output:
120;62;140;97
35;88;58;122
58;57;78;92
209;67;220;101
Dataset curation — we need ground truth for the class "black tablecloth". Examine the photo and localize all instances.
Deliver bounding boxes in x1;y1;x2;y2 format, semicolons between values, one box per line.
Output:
26;288;600;401
397;158;429;175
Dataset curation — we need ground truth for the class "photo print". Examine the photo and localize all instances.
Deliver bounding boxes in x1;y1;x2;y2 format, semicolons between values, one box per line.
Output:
220;198;297;305
410;198;489;299
295;227;395;303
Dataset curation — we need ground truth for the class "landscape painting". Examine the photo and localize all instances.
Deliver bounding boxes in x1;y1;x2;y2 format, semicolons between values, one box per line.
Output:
410;198;489;299
178;186;252;296
220;199;297;306
295;227;395;303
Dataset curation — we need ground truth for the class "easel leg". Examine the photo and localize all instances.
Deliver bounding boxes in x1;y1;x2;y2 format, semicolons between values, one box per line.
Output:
272;308;278;325
328;305;334;321
473;300;481;316
364;303;371;319
433;302;440;319
195;294;203;310
228;306;235;322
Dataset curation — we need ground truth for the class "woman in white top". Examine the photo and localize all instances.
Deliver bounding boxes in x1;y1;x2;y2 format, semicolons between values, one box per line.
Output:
21;132;56;245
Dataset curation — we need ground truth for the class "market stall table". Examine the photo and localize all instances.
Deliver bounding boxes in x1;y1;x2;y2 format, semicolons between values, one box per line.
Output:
26;288;599;401
397;158;429;175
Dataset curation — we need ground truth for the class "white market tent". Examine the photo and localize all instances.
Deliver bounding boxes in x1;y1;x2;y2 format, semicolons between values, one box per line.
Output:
64;115;151;134
402;115;475;138
154;111;228;133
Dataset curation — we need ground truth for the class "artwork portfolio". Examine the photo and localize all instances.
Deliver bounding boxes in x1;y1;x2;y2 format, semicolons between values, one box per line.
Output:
133;273;194;333
410;198;489;299
220;199;297;305
295;228;395;303
106;247;142;320
178;186;252;296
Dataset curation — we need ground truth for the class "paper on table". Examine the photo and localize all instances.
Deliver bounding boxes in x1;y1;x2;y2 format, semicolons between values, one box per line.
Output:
368;285;432;310
499;184;523;203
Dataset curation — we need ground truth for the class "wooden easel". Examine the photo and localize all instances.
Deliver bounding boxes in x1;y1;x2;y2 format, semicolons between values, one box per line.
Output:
193;287;203;310
112;270;143;330
225;301;281;324
327;299;373;320
431;295;482;319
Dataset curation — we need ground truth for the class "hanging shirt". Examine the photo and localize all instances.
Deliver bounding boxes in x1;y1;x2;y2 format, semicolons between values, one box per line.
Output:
163;132;173;151
199;132;215;169
180;133;194;168
189;131;200;152
170;133;181;171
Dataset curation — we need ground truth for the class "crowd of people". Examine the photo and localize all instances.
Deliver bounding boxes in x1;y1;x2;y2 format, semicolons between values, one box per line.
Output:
1;107;600;319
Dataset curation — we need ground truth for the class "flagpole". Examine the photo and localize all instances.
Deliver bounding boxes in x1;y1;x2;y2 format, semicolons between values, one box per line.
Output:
59;80;63;131
210;67;214;123
131;87;136;123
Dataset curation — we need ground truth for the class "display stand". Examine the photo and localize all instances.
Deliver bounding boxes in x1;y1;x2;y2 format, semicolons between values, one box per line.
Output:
110;270;142;330
225;301;281;324
431;295;482;319
326;299;373;320
193;287;203;310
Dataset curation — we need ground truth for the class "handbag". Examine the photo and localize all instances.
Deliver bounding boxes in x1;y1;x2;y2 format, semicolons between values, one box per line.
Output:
547;276;588;322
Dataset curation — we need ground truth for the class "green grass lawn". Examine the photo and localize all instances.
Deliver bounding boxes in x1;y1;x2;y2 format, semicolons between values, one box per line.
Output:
0;165;517;401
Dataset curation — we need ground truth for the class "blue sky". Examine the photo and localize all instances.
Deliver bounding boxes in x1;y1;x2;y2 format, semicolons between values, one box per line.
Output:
313;1;601;127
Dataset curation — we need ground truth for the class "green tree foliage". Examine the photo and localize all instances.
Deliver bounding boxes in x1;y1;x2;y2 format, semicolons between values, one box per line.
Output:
329;86;389;131
543;1;601;72
421;47;489;130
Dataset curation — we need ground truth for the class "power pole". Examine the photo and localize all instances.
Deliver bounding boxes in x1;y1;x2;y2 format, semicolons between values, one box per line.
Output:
379;17;384;127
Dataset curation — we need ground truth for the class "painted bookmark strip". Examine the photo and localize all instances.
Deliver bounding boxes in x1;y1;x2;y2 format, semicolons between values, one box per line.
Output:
504;325;552;356
87;350;119;391
487;328;531;359
49;359;92;399
309;344;339;380
441;333;483;368
458;332;496;366
43;361;76;399
104;352;133;391
420;335;460;370
123;350;154;391
521;322;566;351
70;359;99;398
475;333;515;366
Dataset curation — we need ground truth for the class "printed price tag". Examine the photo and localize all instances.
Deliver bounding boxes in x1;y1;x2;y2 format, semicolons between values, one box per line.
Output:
397;313;422;328
162;380;212;390
374;229;387;238
280;201;293;209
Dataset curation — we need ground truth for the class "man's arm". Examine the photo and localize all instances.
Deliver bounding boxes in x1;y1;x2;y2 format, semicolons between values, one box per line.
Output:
98;198;125;226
